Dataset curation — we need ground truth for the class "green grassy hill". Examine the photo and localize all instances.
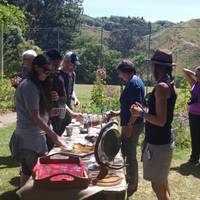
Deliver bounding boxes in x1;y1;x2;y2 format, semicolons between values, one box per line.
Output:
148;19;200;74
80;25;110;40
81;15;200;75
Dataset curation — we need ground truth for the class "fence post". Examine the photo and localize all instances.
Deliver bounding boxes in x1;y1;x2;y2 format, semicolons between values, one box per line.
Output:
57;28;60;52
0;23;4;80
146;21;152;95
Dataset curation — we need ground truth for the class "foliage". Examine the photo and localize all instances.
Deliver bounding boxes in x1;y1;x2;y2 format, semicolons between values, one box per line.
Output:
0;2;27;31
4;27;42;76
0;79;15;113
151;20;175;33
132;53;148;81
74;35;122;84
107;17;148;57
7;0;83;51
90;68;120;114
173;79;191;149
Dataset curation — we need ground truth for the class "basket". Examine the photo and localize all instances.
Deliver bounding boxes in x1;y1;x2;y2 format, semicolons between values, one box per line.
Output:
32;153;90;189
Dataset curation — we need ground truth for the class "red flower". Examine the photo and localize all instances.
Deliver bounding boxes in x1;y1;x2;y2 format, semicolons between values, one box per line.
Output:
96;68;107;79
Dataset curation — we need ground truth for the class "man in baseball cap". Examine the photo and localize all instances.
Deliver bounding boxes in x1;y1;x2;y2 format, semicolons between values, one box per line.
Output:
64;51;81;67
60;51;81;108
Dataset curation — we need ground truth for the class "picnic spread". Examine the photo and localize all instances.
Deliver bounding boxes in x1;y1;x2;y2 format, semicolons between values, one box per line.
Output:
16;117;127;200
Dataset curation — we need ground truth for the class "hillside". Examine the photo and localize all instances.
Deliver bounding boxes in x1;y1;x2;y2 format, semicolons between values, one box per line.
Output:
81;16;200;75
81;24;110;40
148;19;200;74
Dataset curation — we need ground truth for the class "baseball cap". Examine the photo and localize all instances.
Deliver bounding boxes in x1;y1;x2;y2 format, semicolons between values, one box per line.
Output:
64;51;80;66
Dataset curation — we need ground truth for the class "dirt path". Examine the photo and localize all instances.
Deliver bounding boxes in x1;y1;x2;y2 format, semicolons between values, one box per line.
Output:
0;112;16;128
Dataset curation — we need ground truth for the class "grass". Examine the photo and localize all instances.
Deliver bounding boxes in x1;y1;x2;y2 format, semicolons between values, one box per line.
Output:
0;125;200;200
0;84;200;199
0;123;20;200
75;84;93;106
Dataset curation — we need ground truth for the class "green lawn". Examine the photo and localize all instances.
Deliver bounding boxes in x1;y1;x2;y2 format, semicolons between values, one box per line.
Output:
75;84;93;106
0;124;200;200
0;123;19;200
0;84;199;200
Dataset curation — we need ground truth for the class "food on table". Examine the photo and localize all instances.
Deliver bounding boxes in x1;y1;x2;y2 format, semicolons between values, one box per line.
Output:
61;143;95;154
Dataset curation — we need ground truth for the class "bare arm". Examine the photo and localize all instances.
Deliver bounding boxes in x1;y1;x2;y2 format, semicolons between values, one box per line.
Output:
144;83;169;127
131;83;169;127
183;68;196;87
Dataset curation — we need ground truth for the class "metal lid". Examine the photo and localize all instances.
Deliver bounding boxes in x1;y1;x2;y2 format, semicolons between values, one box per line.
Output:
94;121;123;170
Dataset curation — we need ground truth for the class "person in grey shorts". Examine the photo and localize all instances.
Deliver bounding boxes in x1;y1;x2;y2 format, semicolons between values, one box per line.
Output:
131;49;177;200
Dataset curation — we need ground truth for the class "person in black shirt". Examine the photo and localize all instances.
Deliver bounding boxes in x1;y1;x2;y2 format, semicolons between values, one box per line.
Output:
45;50;83;151
131;49;177;200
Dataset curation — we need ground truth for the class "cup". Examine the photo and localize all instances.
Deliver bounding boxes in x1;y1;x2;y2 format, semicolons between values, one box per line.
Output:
66;125;73;137
58;107;66;119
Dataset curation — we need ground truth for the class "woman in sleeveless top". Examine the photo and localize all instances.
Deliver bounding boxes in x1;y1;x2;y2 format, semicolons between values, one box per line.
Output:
130;49;177;200
184;66;200;164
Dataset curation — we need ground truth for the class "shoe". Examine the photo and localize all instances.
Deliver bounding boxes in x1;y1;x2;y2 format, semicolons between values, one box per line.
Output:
127;183;137;197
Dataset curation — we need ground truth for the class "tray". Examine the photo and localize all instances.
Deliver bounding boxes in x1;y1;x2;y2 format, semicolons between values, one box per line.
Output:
60;143;95;158
33;153;90;189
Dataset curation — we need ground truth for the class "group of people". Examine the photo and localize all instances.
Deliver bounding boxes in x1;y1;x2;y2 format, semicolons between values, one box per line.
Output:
10;49;83;187
9;47;200;200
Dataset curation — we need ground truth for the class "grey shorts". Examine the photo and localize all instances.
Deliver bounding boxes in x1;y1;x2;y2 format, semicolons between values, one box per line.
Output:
142;142;174;182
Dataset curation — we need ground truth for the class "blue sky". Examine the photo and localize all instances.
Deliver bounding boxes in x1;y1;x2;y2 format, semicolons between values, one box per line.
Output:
83;0;200;22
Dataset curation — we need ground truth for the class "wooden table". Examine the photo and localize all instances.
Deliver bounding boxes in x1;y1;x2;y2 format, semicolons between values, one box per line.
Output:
17;125;127;200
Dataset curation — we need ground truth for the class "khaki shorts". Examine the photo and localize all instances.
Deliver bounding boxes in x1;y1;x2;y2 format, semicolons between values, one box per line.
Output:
142;143;173;182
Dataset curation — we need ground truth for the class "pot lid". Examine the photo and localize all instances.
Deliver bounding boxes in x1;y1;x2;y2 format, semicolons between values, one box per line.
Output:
94;120;123;170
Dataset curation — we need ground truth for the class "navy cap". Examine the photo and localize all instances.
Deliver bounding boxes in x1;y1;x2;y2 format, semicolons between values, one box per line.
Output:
64;51;80;66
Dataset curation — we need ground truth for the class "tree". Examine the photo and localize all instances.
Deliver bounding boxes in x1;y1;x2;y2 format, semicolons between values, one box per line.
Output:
132;53;148;81
7;0;83;51
107;17;148;57
0;2;26;30
73;35;122;84
4;27;42;75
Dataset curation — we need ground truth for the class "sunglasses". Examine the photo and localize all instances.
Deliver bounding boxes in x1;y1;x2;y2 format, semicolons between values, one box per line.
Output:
35;65;51;76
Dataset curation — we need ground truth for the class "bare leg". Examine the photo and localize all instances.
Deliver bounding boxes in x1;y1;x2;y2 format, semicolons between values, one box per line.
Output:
151;181;170;200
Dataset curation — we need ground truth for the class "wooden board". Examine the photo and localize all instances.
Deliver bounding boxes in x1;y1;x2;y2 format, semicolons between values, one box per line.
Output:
95;173;122;187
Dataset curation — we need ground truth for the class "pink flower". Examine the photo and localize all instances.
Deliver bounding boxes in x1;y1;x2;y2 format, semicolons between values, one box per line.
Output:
96;68;107;79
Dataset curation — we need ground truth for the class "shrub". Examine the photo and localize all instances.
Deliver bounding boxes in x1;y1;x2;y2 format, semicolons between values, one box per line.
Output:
0;78;15;113
173;79;191;149
90;68;120;114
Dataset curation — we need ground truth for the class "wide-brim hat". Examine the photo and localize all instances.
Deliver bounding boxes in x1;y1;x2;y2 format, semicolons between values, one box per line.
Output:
150;49;176;67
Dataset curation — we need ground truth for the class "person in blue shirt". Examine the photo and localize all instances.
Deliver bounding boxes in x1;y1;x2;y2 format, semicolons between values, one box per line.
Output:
108;59;145;196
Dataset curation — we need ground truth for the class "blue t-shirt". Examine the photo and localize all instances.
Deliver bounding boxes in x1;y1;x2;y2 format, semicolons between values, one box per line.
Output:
120;75;145;126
